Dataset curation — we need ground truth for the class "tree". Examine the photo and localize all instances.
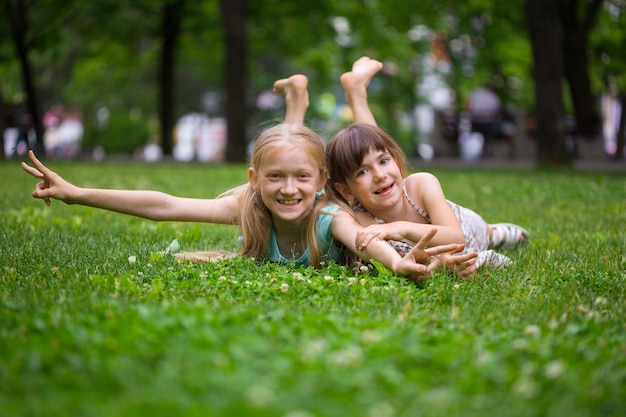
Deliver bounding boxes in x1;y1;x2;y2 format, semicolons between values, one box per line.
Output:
220;0;248;162
558;0;603;136
3;0;48;155
158;0;186;156
526;0;571;166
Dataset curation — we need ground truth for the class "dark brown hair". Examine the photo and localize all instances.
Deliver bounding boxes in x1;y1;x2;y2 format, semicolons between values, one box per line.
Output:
326;123;408;203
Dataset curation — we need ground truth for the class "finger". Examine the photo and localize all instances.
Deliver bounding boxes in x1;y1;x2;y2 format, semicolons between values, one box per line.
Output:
21;161;45;179
425;243;459;256
414;228;437;250
28;150;53;177
355;232;370;249
460;265;476;279
410;268;430;281
406;245;431;265
426;257;442;273
449;251;477;263
359;233;383;249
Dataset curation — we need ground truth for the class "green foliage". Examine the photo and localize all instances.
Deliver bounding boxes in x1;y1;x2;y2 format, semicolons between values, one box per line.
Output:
2;160;625;417
85;110;154;154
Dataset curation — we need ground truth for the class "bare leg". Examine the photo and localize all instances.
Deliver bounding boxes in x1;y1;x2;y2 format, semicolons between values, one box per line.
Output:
340;56;383;125
273;74;309;124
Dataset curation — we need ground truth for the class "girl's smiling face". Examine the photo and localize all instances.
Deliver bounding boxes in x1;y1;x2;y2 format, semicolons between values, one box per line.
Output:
249;145;325;229
335;148;404;211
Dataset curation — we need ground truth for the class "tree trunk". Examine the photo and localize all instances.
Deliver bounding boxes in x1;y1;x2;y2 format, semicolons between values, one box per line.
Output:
159;0;185;156
5;0;45;156
558;0;602;137
526;0;571;167
220;0;249;163
615;91;626;161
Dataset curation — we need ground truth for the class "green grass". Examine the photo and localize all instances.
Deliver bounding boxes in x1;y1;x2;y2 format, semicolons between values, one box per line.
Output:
1;158;625;417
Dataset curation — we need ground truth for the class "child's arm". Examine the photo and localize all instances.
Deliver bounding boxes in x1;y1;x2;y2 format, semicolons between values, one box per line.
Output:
331;210;458;281
21;150;240;224
355;172;464;249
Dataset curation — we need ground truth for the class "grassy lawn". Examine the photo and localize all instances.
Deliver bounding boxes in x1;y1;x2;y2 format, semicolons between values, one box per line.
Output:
1;158;625;417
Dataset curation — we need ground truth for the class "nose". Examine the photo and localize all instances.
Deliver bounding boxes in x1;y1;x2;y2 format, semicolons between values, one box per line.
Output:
371;166;386;181
281;177;297;194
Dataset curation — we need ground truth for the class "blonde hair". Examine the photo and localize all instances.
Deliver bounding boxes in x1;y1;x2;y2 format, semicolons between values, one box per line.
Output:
229;123;341;268
326;123;408;204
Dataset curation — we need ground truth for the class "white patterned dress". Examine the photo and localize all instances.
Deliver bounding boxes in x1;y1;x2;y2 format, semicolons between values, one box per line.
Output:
353;184;510;268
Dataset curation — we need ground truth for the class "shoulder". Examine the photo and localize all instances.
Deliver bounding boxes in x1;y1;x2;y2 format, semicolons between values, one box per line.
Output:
320;203;342;214
405;172;442;189
404;172;446;203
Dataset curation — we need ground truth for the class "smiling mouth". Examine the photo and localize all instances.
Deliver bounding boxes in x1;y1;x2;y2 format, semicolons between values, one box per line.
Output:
374;184;394;194
279;199;301;206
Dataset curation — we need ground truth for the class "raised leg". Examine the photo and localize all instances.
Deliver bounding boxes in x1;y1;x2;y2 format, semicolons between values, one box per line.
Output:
340;56;383;125
273;74;309;124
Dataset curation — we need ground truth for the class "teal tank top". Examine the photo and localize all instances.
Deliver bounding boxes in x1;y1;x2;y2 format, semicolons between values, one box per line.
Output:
265;204;342;266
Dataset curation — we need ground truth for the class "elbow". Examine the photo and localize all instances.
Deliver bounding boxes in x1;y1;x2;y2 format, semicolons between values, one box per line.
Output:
452;229;465;245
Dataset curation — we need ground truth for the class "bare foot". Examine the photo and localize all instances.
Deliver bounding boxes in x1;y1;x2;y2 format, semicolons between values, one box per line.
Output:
340;57;383;125
273;74;309;124
340;57;383;101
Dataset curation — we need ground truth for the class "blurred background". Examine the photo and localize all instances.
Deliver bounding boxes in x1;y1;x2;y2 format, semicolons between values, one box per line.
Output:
1;0;625;166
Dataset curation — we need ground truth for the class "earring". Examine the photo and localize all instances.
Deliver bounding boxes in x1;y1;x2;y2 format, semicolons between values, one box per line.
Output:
315;189;326;198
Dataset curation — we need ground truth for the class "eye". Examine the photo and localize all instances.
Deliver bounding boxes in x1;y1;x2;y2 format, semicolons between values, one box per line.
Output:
355;168;368;177
380;156;391;165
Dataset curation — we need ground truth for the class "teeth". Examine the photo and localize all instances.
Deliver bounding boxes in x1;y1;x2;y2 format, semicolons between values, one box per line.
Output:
280;199;299;205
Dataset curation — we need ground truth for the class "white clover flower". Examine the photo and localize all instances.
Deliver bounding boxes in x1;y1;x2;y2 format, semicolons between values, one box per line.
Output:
594;296;608;306
329;345;363;367
324;275;334;282
360;278;367;286
524;324;540;337
280;283;289;293
245;385;274;407
545;359;565;379
128;255;137;264
475;350;492;365
453;283;460;291
359;265;370;273
292;272;304;281
284;410;315;417
300;338;327;362
361;329;381;344
348;277;357;286
218;276;227;281
368;402;394;417
512;376;539;399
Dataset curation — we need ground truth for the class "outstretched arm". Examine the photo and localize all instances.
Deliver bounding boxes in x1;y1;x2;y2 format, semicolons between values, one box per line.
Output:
21;150;239;224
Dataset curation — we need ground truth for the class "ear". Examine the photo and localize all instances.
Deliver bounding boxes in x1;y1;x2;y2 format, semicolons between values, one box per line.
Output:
318;170;328;191
248;167;258;188
333;182;354;202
